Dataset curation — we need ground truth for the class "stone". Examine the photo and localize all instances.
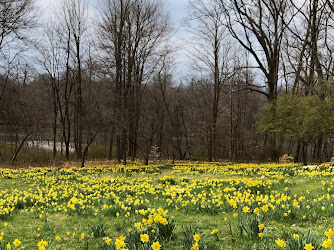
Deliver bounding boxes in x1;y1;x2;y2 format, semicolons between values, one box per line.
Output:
330;157;334;165
279;154;294;163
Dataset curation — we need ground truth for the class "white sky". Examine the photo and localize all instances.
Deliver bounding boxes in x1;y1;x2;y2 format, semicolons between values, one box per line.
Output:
36;0;190;82
37;0;189;24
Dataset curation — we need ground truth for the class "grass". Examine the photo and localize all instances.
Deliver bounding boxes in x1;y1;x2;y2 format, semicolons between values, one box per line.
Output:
0;162;333;249
0;141;117;166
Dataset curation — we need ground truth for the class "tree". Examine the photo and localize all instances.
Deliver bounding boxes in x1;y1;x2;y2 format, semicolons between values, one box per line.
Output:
36;23;64;165
61;0;88;160
221;0;295;102
0;0;37;114
0;0;36;51
282;0;333;162
327;0;334;12
98;0;171;164
259;95;327;165
186;0;238;161
220;0;297;160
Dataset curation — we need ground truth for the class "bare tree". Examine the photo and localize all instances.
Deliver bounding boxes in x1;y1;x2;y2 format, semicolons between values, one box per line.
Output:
186;0;239;161
60;0;88;160
327;0;334;12
36;22;64;165
220;0;298;160
0;0;36;51
0;0;37;112
221;0;295;102
98;0;171;164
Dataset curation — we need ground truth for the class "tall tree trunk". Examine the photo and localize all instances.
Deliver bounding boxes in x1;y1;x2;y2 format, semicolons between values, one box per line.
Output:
108;127;114;161
121;129;127;164
295;140;301;163
81;134;97;168
75;39;83;160
65;29;71;160
301;142;308;166
53;103;57;166
117;135;121;163
11;133;31;165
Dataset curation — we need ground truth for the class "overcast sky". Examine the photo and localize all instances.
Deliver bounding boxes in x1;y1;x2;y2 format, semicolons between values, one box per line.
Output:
37;0;189;24
37;0;190;82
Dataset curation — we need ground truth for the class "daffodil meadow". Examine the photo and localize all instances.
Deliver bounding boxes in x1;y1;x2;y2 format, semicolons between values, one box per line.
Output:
0;162;334;249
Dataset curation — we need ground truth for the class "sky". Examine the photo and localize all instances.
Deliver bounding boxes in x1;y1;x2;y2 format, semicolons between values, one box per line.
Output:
37;0;189;26
168;0;189;23
37;0;190;81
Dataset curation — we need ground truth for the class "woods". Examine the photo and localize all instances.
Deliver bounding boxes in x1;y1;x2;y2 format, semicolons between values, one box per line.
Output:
1;0;334;165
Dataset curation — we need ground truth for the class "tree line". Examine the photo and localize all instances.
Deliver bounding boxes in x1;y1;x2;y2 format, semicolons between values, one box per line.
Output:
0;0;334;166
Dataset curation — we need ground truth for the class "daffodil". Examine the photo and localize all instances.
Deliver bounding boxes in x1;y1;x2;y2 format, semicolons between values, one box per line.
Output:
322;239;332;248
293;234;299;239
326;228;334;238
37;239;48;250
140;234;149;243
242;206;250;213
104;237;112;245
276;238;286;247
193;234;200;242
262;205;269;212
151;241;161;250
12;239;21;247
304;243;314;250
192;242;199;250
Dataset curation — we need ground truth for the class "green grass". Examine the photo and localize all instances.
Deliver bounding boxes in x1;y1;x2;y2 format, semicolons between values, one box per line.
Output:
0;163;333;249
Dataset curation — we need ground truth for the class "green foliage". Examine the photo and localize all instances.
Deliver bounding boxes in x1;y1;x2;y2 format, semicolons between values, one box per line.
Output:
89;222;107;238
285;230;322;250
258;95;334;140
238;214;263;240
181;225;197;250
156;216;176;240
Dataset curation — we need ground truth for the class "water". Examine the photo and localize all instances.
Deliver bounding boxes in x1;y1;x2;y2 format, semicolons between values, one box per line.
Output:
25;141;75;152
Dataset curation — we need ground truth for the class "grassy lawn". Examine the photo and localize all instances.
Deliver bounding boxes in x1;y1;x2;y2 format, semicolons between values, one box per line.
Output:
0;162;333;249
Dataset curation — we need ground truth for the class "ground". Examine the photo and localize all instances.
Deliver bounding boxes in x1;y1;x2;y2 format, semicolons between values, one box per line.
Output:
0;161;333;249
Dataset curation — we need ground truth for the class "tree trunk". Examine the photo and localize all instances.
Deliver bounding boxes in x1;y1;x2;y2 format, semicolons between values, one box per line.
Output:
11;133;31;165
301;142;308;166
52;86;57;166
75;39;83;160
81;134;97;168
295;140;301;163
108;129;114;161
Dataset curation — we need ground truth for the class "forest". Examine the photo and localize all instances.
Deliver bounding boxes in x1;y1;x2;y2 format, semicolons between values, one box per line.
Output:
1;0;334;166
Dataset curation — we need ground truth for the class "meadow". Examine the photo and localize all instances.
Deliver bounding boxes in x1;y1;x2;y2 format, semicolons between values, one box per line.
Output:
0;162;333;249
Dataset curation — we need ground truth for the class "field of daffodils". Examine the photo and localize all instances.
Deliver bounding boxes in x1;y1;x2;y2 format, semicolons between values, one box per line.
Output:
0;162;333;249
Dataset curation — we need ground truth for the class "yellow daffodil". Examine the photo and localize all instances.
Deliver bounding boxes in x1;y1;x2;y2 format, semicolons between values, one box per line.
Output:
12;239;21;247
140;234;149;243
276;238;286;247
104;237;112;245
151;241;161;250
192;242;199;250
304;243;314;250
326;228;334;238
193;234;201;242
322;239;332;248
